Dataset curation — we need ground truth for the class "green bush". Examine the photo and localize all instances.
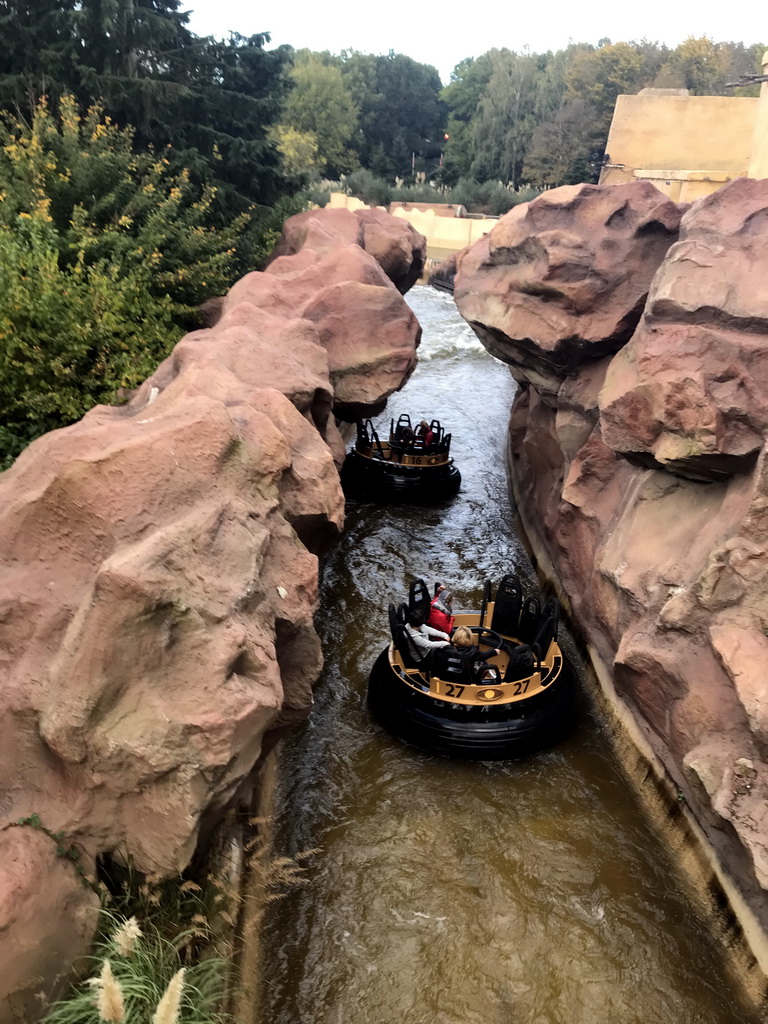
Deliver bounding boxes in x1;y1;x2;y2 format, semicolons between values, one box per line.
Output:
0;96;248;309
330;169;541;216
0;95;294;468
342;168;393;208
0;215;180;468
450;177;541;215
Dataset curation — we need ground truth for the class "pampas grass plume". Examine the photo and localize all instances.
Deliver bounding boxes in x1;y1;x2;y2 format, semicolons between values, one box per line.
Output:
112;916;142;956
95;961;125;1023
151;967;186;1024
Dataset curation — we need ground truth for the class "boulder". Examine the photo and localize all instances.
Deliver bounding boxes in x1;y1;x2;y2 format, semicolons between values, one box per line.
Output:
266;205;427;294
0;205;422;1015
600;178;768;481
224;244;420;421
456;178;768;932
454;182;683;399
0;828;99;1024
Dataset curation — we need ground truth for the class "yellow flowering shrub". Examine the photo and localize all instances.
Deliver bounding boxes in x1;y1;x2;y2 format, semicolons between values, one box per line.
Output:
0;96;263;467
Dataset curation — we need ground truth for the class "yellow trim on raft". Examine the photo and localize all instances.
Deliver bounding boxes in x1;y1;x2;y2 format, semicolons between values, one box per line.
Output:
388;608;563;707
355;440;451;468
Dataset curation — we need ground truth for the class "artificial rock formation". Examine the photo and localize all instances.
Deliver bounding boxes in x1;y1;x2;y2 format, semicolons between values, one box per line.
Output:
266;205;427;295
455;178;768;944
455;181;683;399
0;208;424;1020
600;178;768;481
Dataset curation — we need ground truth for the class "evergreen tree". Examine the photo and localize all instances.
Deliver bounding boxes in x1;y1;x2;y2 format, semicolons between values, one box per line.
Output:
0;0;293;235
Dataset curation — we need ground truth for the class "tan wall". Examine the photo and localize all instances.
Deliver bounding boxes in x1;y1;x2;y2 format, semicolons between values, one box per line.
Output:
327;192;498;259
328;193;378;213
391;207;496;259
599;92;758;201
748;52;768;179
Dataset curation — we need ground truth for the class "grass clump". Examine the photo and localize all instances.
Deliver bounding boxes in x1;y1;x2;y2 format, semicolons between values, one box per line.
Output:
41;907;231;1024
39;818;319;1024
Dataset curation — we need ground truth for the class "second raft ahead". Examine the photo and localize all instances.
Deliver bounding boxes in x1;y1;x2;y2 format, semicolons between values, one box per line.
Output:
368;575;580;760
340;414;461;503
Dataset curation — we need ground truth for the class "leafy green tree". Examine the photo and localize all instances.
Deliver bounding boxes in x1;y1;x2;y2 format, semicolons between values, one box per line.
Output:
440;54;493;184
0;2;294;236
340;51;445;179
470;49;540;187
564;42;650;122
0;0;78;104
523;99;605;186
653;37;765;96
268;123;320;178
279;51;359;177
76;0;191;79
79;28;293;224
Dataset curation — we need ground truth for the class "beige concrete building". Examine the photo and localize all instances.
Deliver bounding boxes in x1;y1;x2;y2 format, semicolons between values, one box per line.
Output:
599;51;768;202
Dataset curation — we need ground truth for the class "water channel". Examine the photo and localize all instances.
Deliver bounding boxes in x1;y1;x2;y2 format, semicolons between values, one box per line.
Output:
259;285;762;1024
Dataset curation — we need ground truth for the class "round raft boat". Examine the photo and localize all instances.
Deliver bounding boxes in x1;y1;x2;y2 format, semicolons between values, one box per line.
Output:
340;414;461;503
368;575;579;760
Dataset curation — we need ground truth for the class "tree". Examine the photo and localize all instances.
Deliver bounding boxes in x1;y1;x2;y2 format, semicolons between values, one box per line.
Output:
340;51;445;179
0;2;295;233
523;99;605;186
440;54;493;184
268;123;319;178
279;51;359;177
470;49;540;187
0;0;79;106
565;41;651;123
75;0;191;79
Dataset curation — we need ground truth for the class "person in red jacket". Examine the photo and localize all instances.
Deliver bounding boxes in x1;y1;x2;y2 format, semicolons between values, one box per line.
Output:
427;584;455;634
417;420;435;447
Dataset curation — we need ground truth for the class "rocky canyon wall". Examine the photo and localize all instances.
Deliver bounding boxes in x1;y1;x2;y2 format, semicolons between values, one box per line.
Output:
0;207;425;1020
454;178;768;959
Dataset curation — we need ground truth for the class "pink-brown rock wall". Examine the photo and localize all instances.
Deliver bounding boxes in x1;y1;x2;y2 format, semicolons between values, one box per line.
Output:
455;178;768;941
0;208;424;1020
265;205;427;295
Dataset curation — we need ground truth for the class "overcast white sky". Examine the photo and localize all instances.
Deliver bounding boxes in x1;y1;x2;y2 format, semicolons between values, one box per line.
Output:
185;1;765;84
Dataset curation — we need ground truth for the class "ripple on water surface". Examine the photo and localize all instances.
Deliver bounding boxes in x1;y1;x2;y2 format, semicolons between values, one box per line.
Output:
260;286;761;1024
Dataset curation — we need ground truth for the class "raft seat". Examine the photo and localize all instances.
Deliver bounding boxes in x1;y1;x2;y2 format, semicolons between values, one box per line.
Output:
389;602;419;669
429;646;473;685
490;574;524;637
503;644;536;683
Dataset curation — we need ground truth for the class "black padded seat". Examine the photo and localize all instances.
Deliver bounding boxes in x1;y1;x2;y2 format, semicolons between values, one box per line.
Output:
390;602;418;668
409;578;432;622
503;644;535;682
490;574;524;637
517;595;541;643
430;646;473;684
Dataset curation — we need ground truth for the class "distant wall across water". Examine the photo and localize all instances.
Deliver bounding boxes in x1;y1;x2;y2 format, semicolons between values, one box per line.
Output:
327;192;498;260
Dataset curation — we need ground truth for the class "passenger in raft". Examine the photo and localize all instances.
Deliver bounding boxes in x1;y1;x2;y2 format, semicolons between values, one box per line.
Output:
404;610;451;665
427;585;455;634
416;420;435;447
451;626;501;677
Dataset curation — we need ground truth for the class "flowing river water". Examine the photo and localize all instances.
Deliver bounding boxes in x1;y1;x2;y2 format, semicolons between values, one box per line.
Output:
258;285;763;1024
